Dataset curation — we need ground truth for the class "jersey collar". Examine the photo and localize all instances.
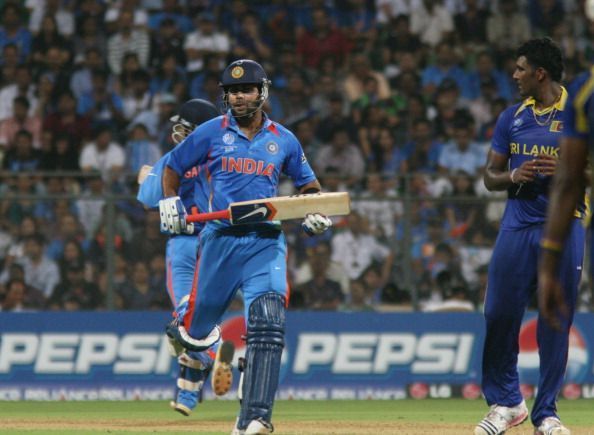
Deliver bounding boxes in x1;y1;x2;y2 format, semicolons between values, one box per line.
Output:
516;86;568;116
223;110;274;132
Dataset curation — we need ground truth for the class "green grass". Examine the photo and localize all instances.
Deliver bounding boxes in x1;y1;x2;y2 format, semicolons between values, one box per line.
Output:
0;399;593;434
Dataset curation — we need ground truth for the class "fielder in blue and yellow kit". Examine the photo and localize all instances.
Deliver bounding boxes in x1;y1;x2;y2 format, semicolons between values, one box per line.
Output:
137;99;234;417
158;59;332;435
539;65;594;330
475;39;584;435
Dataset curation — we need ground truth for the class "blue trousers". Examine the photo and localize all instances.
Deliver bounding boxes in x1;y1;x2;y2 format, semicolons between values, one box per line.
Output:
166;235;200;308
183;225;289;339
482;220;584;425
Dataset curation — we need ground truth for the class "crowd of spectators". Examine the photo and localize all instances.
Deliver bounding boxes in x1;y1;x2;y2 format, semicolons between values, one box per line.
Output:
0;0;592;313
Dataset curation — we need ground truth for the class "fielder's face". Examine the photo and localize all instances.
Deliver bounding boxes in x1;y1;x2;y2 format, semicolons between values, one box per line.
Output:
513;56;538;98
227;84;260;116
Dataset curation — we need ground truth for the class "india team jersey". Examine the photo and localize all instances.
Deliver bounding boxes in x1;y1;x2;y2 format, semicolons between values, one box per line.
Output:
492;86;585;230
167;111;317;228
136;151;208;234
563;67;594;144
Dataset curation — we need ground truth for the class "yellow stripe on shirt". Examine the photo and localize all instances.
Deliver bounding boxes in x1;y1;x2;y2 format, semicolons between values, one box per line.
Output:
574;66;594;134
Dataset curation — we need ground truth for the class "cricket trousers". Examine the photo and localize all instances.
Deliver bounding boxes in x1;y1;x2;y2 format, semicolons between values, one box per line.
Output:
482;220;584;425
166;234;200;308
182;224;289;339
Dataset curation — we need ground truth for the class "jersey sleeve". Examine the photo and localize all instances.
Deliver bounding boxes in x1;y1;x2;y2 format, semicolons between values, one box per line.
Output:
490;106;514;156
282;130;317;188
563;72;592;140
136;154;169;208
166;123;211;176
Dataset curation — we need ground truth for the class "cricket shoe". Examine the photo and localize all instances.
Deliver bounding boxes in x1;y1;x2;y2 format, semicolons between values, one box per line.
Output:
173;389;201;416
211;340;235;396
230;417;274;435
172;351;213;416
474;400;529;435
534;417;571;435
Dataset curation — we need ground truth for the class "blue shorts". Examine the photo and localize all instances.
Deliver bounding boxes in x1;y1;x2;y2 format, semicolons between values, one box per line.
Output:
166;234;200;308
183;225;289;339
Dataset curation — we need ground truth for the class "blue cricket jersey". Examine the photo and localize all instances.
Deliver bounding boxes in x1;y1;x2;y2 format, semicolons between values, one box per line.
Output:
563;67;594;143
137;151;208;233
167;111;317;228
491;87;586;230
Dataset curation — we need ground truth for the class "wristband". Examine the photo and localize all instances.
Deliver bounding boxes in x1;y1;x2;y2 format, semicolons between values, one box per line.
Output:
540;238;563;253
510;168;518;183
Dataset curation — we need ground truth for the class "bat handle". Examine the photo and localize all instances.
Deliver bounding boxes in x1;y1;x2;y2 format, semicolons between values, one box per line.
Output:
187;209;230;223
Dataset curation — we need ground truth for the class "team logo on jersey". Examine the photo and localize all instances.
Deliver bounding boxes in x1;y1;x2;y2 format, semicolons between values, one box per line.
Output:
266;141;279;154
513;118;523;127
231;66;244;79
223;133;235;144
550;120;563;132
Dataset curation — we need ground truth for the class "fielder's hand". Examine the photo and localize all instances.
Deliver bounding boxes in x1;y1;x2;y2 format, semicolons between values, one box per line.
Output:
302;213;332;236
159;196;194;234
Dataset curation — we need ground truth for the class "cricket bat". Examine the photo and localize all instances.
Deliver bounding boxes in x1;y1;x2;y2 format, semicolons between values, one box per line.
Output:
186;192;350;225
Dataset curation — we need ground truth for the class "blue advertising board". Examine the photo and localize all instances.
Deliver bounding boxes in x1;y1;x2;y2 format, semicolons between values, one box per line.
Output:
0;312;592;400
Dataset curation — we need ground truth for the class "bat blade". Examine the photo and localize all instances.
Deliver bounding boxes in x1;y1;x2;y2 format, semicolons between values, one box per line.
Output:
229;192;350;224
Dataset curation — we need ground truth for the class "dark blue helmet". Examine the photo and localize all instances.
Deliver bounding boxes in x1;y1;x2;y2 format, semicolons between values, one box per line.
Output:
219;59;269;88
170;98;219;126
219;59;271;117
170;99;219;144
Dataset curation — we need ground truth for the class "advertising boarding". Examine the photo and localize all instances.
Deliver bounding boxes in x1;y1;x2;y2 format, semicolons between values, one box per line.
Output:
0;312;592;400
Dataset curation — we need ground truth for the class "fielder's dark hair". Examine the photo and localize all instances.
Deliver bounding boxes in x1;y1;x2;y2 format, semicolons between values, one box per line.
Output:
516;37;564;82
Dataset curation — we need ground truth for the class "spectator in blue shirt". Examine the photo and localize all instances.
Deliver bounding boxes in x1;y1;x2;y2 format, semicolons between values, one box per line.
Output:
0;4;31;62
437;113;487;177
466;51;514;101
77;69;124;130
421;41;470;99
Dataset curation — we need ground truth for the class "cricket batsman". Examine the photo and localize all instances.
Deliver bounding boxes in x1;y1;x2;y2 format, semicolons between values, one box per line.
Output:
137;99;234;416
158;59;332;434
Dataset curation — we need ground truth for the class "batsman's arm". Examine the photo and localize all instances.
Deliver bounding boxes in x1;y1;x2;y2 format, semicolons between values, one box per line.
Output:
298;179;322;194
163;165;181;198
163;123;211;197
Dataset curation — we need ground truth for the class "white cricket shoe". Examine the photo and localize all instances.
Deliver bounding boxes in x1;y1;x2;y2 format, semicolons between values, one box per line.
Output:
534;417;571;435
474;400;529;435
230;418;273;435
245;418;274;434
212;341;235;396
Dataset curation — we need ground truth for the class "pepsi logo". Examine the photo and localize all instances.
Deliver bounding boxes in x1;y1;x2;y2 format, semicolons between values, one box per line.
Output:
562;383;581;400
461;383;482;400
519;384;534;399
518;318;589;385
408;382;429;399
220;315;247;367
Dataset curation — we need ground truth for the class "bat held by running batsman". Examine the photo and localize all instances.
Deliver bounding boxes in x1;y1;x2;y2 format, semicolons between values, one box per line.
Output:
186;192;351;225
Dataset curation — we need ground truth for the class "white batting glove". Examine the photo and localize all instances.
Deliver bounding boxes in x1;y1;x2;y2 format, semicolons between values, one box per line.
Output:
158;196;194;234
302;213;332;236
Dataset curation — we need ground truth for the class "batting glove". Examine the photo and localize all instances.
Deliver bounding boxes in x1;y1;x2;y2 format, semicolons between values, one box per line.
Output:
158;196;194;234
302;213;332;236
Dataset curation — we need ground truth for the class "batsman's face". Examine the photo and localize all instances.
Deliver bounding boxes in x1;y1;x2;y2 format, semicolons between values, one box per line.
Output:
513;56;537;98
227;85;259;115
